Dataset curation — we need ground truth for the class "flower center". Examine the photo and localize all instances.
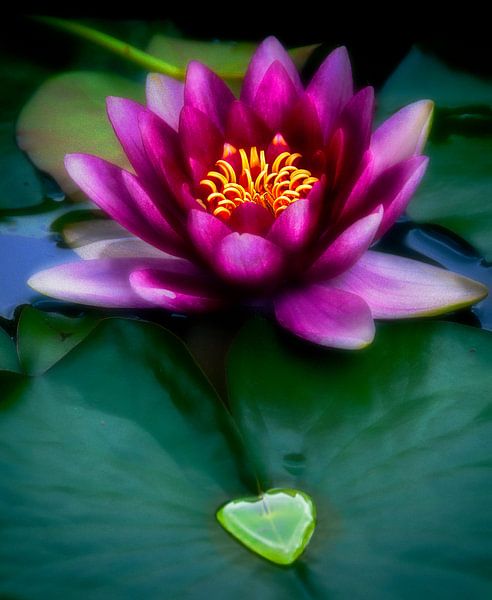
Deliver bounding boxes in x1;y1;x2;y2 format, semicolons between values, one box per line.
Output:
197;141;319;220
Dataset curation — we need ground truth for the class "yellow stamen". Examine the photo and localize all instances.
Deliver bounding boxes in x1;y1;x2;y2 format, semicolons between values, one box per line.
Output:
197;144;319;220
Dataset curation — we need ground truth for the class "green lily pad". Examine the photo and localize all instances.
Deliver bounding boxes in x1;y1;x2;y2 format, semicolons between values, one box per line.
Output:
0;328;19;373
0;318;313;599
217;488;316;565
16;72;144;200
378;47;492;261
17;306;99;375
0;57;50;210
227;318;492;597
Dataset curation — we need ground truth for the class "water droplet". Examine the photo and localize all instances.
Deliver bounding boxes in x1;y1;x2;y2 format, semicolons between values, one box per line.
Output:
216;488;316;565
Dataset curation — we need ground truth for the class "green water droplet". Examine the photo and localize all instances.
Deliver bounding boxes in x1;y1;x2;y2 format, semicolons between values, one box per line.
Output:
216;488;316;565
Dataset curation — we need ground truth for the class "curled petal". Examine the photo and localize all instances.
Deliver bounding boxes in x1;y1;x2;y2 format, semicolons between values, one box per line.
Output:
275;284;375;349
146;73;184;131
106;97;157;185
241;36;302;105
179;105;223;183
307;207;383;280
187;209;231;263
371;99;434;176
252;61;300;132
331;250;488;318
184;61;235;131
268;180;324;252
228;202;274;236
225;100;271;149
130;265;225;313
64;154;185;257
28;258;182;308
307;46;353;141
215;232;284;288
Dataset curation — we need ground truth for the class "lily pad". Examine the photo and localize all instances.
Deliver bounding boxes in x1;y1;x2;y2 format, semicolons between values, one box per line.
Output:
0;328;19;373
16;72;144;200
0;318;310;599
227;318;492;597
17;305;99;375
378;47;492;261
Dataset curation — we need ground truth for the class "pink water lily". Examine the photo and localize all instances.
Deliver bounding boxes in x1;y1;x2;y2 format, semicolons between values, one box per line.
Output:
29;37;487;349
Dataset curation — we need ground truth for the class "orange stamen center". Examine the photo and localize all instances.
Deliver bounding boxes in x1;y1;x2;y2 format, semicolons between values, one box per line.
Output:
197;141;319;220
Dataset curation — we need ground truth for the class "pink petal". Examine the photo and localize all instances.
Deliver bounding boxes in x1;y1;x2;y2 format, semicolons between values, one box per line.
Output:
331;251;488;318
184;61;235;131
274;284;375;349
307;46;354;142
252;61;300;132
241;36;302;105
129;265;225;313
215;232;284;288
228;202;274;236
28;258;182;308
64;154;186;257
307;207;383;280
139;110;192;215
225;100;271;149
268;180;324;252
106;97;157;184
179;105;223;183
371;99;434;176
335;87;375;184
146;73;184;131
376;156;429;238
282;93;323;157
187;209;231;263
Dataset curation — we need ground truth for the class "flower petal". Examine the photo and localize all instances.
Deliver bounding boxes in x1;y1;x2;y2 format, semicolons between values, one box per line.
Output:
307;46;353;142
64;154;185;257
331;250;488;318
146;73;184;131
225;100;271;149
252;61;300;132
139;110;195;216
28;258;181;308
376;156;428;238
106;97;157;184
187;209;231;263
371;99;434;176
274;284;375;349
307;207;383;280
228;202;274;236
215;232;284;288
130;265;225;313
179;105;223;182
268;180;324;252
184;61;235;131
241;36;302;105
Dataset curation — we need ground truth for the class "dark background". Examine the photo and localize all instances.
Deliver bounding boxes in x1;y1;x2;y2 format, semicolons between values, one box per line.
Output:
1;10;491;93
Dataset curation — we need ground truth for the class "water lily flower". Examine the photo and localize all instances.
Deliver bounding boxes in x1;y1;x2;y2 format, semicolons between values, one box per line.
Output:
29;37;487;349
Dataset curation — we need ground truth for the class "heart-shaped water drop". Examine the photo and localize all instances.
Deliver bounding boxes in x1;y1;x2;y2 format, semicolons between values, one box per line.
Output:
216;488;316;565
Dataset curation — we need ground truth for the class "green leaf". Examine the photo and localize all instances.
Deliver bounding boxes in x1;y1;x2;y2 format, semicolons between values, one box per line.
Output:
0;328;19;373
379;47;492;260
0;318;312;599
16;72;144;200
227;318;492;597
0;57;50;210
17;306;99;375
